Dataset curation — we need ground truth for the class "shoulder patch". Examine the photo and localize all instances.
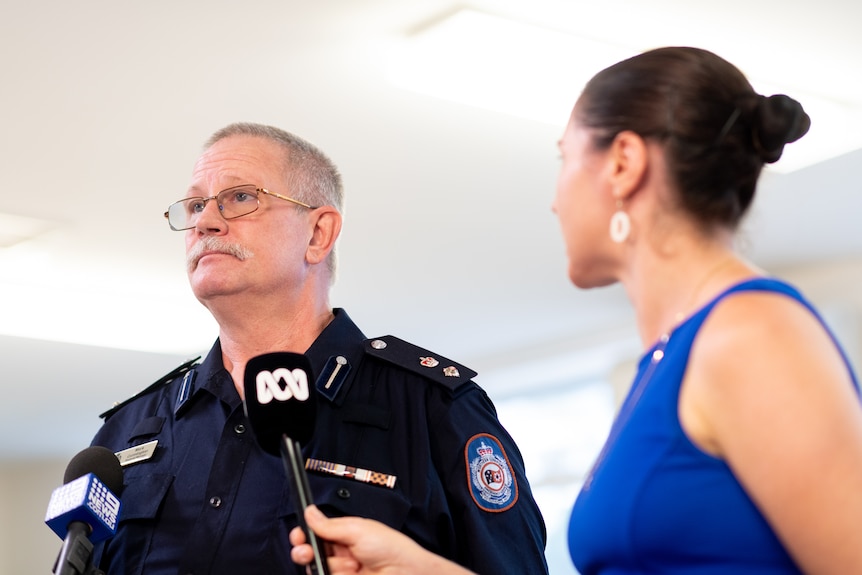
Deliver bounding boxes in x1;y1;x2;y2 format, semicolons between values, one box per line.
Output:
465;433;519;512
364;335;477;390
99;356;201;420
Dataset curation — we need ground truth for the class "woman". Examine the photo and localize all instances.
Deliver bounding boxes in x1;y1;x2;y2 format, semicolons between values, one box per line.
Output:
291;46;862;574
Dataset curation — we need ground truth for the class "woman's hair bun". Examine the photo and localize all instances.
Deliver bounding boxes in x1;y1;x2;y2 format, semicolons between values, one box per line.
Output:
752;94;811;163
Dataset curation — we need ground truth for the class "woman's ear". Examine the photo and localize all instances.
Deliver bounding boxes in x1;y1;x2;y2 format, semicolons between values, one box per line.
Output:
305;207;342;265
608;130;648;201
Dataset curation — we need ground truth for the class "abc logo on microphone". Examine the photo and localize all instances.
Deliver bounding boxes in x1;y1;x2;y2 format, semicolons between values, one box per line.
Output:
255;367;310;404
243;352;318;454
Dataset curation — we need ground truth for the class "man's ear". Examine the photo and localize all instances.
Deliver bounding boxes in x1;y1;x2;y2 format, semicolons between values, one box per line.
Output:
608;130;648;201
305;207;342;265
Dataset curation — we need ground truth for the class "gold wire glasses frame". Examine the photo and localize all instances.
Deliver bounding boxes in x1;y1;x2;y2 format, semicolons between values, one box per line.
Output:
164;184;318;231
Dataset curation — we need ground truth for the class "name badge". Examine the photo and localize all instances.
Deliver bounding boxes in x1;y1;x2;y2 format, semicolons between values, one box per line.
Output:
115;439;158;467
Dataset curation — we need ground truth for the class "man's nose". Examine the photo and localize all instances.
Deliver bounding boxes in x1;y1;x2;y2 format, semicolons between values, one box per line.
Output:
193;197;227;234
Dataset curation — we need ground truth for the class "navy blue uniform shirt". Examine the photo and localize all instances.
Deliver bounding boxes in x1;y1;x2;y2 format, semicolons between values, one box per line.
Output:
91;309;548;574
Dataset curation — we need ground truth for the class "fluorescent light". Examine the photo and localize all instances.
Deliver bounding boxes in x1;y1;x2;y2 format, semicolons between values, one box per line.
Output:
387;9;636;128
0;242;215;354
0;212;57;247
388;9;862;173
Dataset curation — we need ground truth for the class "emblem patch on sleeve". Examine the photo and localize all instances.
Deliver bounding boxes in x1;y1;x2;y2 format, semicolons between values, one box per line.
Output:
465;433;518;512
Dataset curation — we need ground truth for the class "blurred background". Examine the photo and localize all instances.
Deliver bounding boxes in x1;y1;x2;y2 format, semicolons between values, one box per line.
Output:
1;1;860;573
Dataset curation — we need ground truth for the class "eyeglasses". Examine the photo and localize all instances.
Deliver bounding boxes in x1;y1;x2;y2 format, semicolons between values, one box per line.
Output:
164;184;317;231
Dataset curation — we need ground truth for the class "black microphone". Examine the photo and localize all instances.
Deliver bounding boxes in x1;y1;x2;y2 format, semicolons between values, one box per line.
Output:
243;352;329;575
45;446;124;575
243;352;317;453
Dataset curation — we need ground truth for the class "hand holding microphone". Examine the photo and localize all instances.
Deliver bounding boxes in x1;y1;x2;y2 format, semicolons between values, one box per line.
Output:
45;446;123;575
290;506;477;575
242;352;330;575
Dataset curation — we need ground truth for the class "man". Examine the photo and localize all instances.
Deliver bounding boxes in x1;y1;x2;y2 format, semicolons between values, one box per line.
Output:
90;123;548;574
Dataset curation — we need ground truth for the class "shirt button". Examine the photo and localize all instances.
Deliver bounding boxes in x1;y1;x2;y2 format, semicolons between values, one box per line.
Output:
336;488;351;499
209;496;222;508
234;423;246;434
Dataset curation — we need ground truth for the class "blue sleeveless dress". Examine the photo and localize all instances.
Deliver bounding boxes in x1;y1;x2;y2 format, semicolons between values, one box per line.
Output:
568;278;860;574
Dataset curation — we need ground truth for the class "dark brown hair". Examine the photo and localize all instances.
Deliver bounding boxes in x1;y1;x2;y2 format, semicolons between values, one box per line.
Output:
574;47;810;229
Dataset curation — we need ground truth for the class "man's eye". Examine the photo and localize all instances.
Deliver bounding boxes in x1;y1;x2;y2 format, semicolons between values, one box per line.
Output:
189;200;206;214
223;190;257;204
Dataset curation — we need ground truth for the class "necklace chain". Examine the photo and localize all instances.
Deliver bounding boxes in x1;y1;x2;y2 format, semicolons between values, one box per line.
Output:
667;257;737;336
585;258;739;491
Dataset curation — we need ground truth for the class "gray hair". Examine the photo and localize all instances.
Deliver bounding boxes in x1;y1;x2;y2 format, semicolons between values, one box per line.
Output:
204;122;344;280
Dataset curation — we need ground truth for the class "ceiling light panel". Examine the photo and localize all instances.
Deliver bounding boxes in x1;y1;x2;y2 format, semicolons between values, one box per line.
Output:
388;9;636;128
0;212;58;248
388;8;862;174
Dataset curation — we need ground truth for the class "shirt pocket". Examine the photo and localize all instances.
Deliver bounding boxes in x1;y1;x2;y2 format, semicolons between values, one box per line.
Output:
119;473;174;522
278;473;412;528
95;473;174;575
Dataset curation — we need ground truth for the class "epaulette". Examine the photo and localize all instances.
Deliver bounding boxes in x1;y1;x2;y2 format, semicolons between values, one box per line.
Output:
99;356;201;420
363;336;477;391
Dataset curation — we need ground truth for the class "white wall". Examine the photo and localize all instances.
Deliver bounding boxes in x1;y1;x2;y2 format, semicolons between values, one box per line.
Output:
0;458;66;574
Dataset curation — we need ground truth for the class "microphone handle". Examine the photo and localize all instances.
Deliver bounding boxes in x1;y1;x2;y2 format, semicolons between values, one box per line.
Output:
281;435;331;575
54;521;93;575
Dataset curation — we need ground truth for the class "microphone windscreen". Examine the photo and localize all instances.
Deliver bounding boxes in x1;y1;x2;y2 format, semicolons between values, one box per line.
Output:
47;446;124;542
243;352;317;454
64;445;124;495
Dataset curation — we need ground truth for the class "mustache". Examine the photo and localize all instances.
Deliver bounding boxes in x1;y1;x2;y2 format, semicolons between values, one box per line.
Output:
187;237;254;272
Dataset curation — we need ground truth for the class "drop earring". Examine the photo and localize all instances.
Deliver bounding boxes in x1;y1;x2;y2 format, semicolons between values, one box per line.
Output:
609;199;631;243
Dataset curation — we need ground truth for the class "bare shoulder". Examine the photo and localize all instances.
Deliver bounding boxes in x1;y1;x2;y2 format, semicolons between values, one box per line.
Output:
682;288;862;574
680;289;855;455
690;288;850;393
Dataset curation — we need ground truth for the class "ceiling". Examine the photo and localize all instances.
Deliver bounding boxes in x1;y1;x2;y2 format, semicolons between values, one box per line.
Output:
2;0;861;460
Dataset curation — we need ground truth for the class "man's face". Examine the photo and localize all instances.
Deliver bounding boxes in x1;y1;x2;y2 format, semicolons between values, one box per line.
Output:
184;135;314;306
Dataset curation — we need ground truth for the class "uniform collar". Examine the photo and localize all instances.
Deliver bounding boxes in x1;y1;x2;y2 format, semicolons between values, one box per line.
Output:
305;308;366;404
179;339;241;417
184;308;366;418
306;309;364;368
